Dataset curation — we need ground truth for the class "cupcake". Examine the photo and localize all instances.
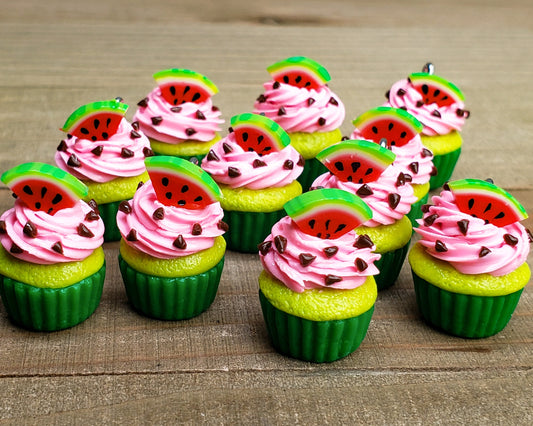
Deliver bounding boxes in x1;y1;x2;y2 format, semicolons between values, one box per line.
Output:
133;68;224;161
117;156;227;320
311;139;417;290
409;179;531;338
0;162;105;331
384;64;470;189
351;106;434;226
201;113;303;253
258;188;380;362
253;56;345;190
55;99;152;241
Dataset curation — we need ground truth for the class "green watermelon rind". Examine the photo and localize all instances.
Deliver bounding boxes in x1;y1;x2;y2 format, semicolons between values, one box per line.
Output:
409;72;465;103
448;179;528;224
145;156;222;204
230;113;291;150
267;56;331;86
153;68;219;96
61;100;129;134
284;188;372;229
1;162;88;202
316;139;396;176
352;106;424;135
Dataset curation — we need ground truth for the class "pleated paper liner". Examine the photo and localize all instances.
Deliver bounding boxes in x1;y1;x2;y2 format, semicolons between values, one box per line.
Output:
374;242;410;291
259;290;374;363
0;263;106;332
222;210;287;253
412;272;523;338
428;148;462;190
119;256;224;320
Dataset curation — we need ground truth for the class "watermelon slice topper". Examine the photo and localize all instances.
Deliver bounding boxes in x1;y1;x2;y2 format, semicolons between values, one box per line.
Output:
153;68;218;106
284;188;372;239
61;99;128;141
267;56;331;90
408;72;464;107
230;113;290;156
352;106;423;149
316;139;396;184
448;179;528;228
1;162;88;215
145;156;221;210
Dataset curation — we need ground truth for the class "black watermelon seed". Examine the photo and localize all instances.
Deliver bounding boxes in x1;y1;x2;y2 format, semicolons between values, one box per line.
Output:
335;161;344;171
334;223;346;234
421;84;429;95
468;198;475;209
495;211;505;220
165;192;172;200
80;128;89;135
93;119;100;129
181;185;189;193
388;122;394;131
400;131;407;139
308;219;316;229
283;76;289;84
365;167;374;176
372;126;378;134
177;200;186;206
242;132;249;142
351;162;360;173
162;177;169;186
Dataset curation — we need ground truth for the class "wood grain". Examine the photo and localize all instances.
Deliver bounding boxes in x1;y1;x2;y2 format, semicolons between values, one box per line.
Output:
0;0;532;423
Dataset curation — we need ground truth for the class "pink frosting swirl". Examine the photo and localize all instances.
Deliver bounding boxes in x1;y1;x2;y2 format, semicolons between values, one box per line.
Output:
132;87;223;144
253;81;345;132
311;165;418;227
350;130;434;186
116;180;225;259
55;118;151;183
0;199;104;265
200;132;303;190
385;78;467;136
415;190;530;276
260;216;381;293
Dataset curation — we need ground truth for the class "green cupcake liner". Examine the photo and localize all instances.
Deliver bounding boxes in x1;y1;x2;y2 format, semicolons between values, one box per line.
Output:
374;242;410;291
223;209;287;253
429;148;462;190
118;255;224;320
0;263;106;332
411;271;523;338
259;290;374;363
97;200;123;242
407;191;429;228
297;157;328;192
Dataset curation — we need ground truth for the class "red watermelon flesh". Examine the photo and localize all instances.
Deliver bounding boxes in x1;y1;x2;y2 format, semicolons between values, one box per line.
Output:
267;56;331;90
409;73;464;107
274;70;323;90
159;82;212;106
230;113;290;156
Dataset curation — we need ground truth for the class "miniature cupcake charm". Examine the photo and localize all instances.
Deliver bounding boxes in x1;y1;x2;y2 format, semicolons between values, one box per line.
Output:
0;163;105;331
258;188;380;362
253;56;345;190
409;179;530;338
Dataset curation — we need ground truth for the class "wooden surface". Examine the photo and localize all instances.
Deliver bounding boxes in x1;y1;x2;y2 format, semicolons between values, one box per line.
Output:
1;0;532;424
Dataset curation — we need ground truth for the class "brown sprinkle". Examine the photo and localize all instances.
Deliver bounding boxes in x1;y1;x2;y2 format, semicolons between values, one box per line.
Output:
416;100;425;108
0;220;6;234
10;243;24;254
307;98;315;106
256;94;267;103
77;223;94;238
228;167;241;178
153;207;165;220
299;253;316;267
252;159;266;168
421;204;431;213
222;142;233;154
329;97;339;106
118;201;132;214
23;221;38;238
421;148;433;158
283;160;294;170
196;110;206;120
67;154;81;168
171;106;182;113
126;229;138;242
356;184;373;198
397;88;406;97
57;140;68;152
408;162;419;174
274;235;287;253
435;240;448;252
207;150;220;161
88;199;100;215
432;110;442;118
137;98;149;108
51;241;63;254
151;116;163;125
185;128;197;136
325;274;342;285
323;246;338;258
217;220;229;232
457;219;469;236
317;117;326;126
91;145;103;156
173;235;187;249
388;193;401;209
297;155;305;167
192;223;202;236
85;210;99;221
354;234;373;249
504;234;518;246
526;228;533;243
258;241;272;255
132;121;140;131
143;147;155;157
424;214;439;227
355;258;368;272
121;147;134;158
273;81;281;89
479;246;491;257
130;130;142;139
277;106;287;116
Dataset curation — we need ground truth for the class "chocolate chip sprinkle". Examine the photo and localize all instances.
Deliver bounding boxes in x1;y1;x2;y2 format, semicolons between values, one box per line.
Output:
424;213;439;227
91;145;103;156
273;81;281;89
192;223;202;236
432;110;442;118
126;229;138;242
223;142;233;154
137;181;144;190
137;98;149;108
51;241;63;254
0;220;6;234
416;100;425;108
119;200;132;214
299;253;316;267
88;199;100;215
77;223;94;238
252;159;266;168
185;128;197;136
388;193;401;209
421;204;431;213
132;121;140;131
526;228;533;243
397;88;406;97
430;165;438;176
207;150;220;161
151;116;163;125
354;234;373;249
196;110;206;120
258;240;272;255
85;210;99;221
421;148;433;158
329;97;339;106
408;162;419;174
297;155;305;167
256;94;267;103
143;146;155;157
228;167;241;178
457;219;469;236
10;243;24;254
307;98;316;106
355;258;368;272
171;106;182;113
57;140;68;152
325;274;342;285
173;235;187;249
443;182;451;191
396;172;407;187
67;154;81;168
130;130;142;139
356;184;373;198
217;220;229;232
385;90;391;100
317;117;326;126
23;221;38;238
504;234;518;246
277;106;287;116
153;207;165;220
435;240;448;252
479;246;491;257
274;235;287;253
283;160;294;170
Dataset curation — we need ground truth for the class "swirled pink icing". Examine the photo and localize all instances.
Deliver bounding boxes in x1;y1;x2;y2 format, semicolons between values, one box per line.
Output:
385;78;467;136
133;87;223;144
260;216;381;293
350;130;434;186
311;165;418;227
0;199;104;265
253;81;345;133
116;180;225;259
415;190;530;276
200;132;303;190
55;118;151;183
